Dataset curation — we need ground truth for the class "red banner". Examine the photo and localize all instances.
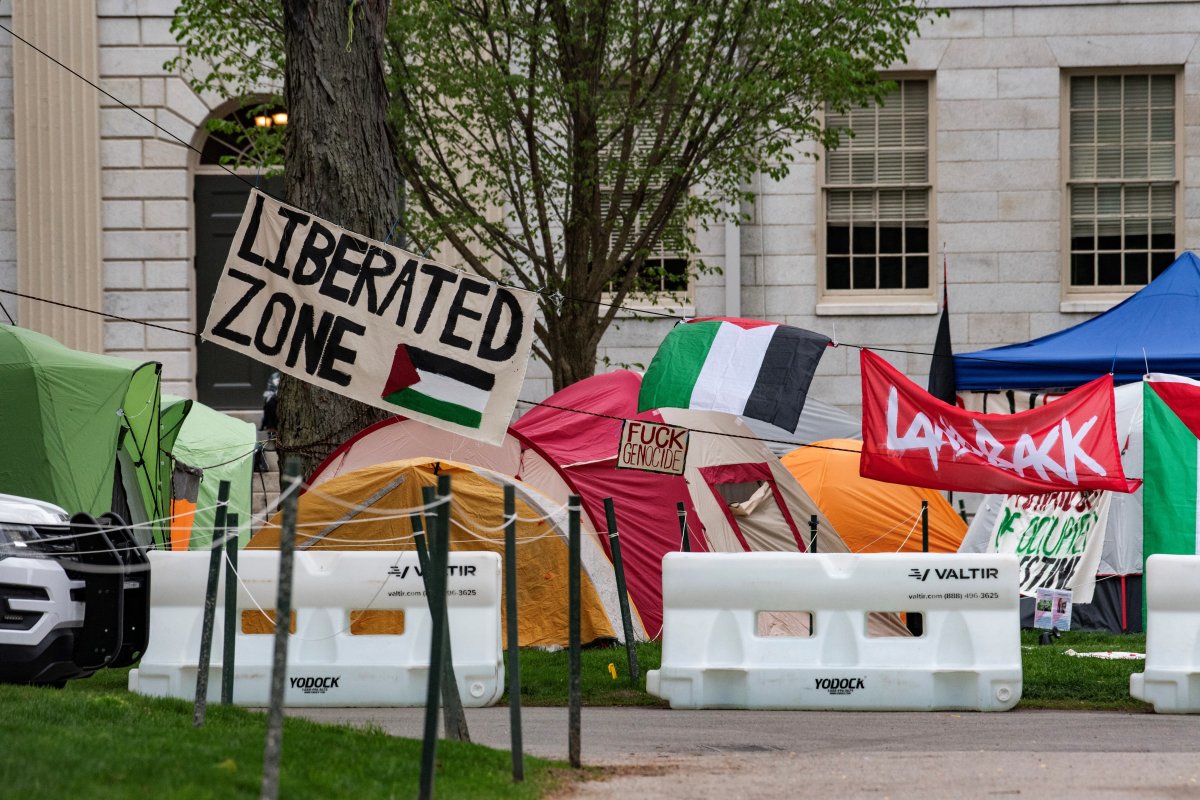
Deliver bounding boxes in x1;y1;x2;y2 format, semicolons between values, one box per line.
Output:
860;350;1139;494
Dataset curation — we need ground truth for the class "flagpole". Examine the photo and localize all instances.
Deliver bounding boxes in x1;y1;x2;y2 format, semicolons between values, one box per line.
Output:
942;242;948;310
927;245;957;406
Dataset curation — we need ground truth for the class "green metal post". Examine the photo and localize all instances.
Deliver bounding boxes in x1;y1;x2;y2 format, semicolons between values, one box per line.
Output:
921;500;929;553
260;457;300;800
411;494;468;742
602;497;638;685
809;514;819;554
438;477;467;741
568;496;581;768
221;512;239;705
419;483;449;800
677;501;689;552
193;480;229;727
503;484;524;781
415;494;470;743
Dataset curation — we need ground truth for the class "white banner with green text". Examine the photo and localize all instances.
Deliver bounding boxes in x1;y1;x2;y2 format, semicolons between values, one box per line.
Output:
985;490;1111;603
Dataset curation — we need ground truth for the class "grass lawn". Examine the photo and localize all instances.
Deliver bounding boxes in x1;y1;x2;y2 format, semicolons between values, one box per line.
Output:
0;668;572;800
514;641;667;707
0;630;1151;798
1018;629;1150;710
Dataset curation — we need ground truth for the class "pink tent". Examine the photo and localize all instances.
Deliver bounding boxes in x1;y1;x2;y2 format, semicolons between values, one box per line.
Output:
512;372;706;636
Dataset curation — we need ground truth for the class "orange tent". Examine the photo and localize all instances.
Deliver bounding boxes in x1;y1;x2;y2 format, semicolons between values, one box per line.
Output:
780;439;966;554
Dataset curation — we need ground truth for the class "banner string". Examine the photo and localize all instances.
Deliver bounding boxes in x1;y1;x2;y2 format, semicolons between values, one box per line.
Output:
0;18;1148;389
0;279;1134;385
0;21;270;199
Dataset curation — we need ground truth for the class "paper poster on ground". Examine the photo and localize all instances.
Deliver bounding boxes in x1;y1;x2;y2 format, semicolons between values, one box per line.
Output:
202;190;537;445
985;490;1111;603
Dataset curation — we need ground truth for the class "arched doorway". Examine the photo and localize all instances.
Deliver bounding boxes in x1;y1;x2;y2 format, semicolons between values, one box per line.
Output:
193;105;284;409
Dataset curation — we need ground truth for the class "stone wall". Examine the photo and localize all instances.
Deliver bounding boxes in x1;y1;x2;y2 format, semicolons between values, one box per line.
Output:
0;1;15;316
97;0;212;398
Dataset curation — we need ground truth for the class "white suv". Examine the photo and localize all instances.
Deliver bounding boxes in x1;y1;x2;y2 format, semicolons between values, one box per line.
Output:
0;494;150;686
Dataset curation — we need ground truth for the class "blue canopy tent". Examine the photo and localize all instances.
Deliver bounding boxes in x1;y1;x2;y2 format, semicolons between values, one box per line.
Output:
952;252;1200;634
955;251;1200;390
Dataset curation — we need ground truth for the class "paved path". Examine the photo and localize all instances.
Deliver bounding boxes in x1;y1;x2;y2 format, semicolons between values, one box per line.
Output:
290;707;1200;799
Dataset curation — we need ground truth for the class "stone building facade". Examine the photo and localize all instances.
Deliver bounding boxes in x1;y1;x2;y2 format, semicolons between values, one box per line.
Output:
1;0;1197;415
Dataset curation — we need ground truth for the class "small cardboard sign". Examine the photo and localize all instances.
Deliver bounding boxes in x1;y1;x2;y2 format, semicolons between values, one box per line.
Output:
616;419;689;475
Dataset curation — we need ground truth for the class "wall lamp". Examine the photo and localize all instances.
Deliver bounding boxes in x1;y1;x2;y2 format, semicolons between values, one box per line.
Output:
254;112;289;128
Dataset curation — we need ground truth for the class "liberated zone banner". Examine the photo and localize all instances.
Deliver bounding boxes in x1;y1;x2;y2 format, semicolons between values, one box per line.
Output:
860;349;1138;495
986;490;1111;603
203;190;537;445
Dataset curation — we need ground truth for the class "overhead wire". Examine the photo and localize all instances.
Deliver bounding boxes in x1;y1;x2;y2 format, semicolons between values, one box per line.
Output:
849;507;923;553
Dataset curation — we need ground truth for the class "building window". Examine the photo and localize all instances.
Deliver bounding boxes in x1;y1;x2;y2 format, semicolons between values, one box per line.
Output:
1068;73;1177;289
603;196;691;298
600;99;693;308
823;79;931;293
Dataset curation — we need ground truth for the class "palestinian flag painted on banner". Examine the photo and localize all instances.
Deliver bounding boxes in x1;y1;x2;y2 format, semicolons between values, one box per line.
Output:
380;344;494;429
638;317;830;433
1143;374;1200;559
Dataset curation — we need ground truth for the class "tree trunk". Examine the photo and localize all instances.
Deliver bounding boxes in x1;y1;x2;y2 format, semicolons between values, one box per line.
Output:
546;300;602;391
276;0;402;479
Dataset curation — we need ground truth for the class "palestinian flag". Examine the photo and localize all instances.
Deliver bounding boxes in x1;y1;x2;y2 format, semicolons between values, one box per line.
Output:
380;344;494;429
638;317;830;433
1143;374;1200;559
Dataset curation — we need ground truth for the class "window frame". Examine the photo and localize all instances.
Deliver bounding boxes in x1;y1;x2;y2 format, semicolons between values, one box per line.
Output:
1059;67;1183;309
817;72;938;316
594;83;698;317
598;196;697;318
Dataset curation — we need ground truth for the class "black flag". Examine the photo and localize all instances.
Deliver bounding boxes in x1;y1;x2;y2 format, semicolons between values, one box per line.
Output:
927;256;957;404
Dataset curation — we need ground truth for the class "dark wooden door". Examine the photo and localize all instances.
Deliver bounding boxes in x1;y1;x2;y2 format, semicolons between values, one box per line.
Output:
194;175;282;409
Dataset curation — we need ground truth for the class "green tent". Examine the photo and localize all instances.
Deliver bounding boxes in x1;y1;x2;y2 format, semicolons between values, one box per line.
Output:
0;324;167;545
161;395;257;548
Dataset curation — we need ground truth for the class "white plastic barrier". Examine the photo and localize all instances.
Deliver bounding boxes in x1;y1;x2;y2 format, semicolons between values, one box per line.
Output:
129;550;503;707
1130;554;1200;713
646;552;1021;711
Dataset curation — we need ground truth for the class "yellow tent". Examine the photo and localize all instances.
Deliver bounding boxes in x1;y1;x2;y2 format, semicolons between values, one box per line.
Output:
781;440;966;554
248;457;641;648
